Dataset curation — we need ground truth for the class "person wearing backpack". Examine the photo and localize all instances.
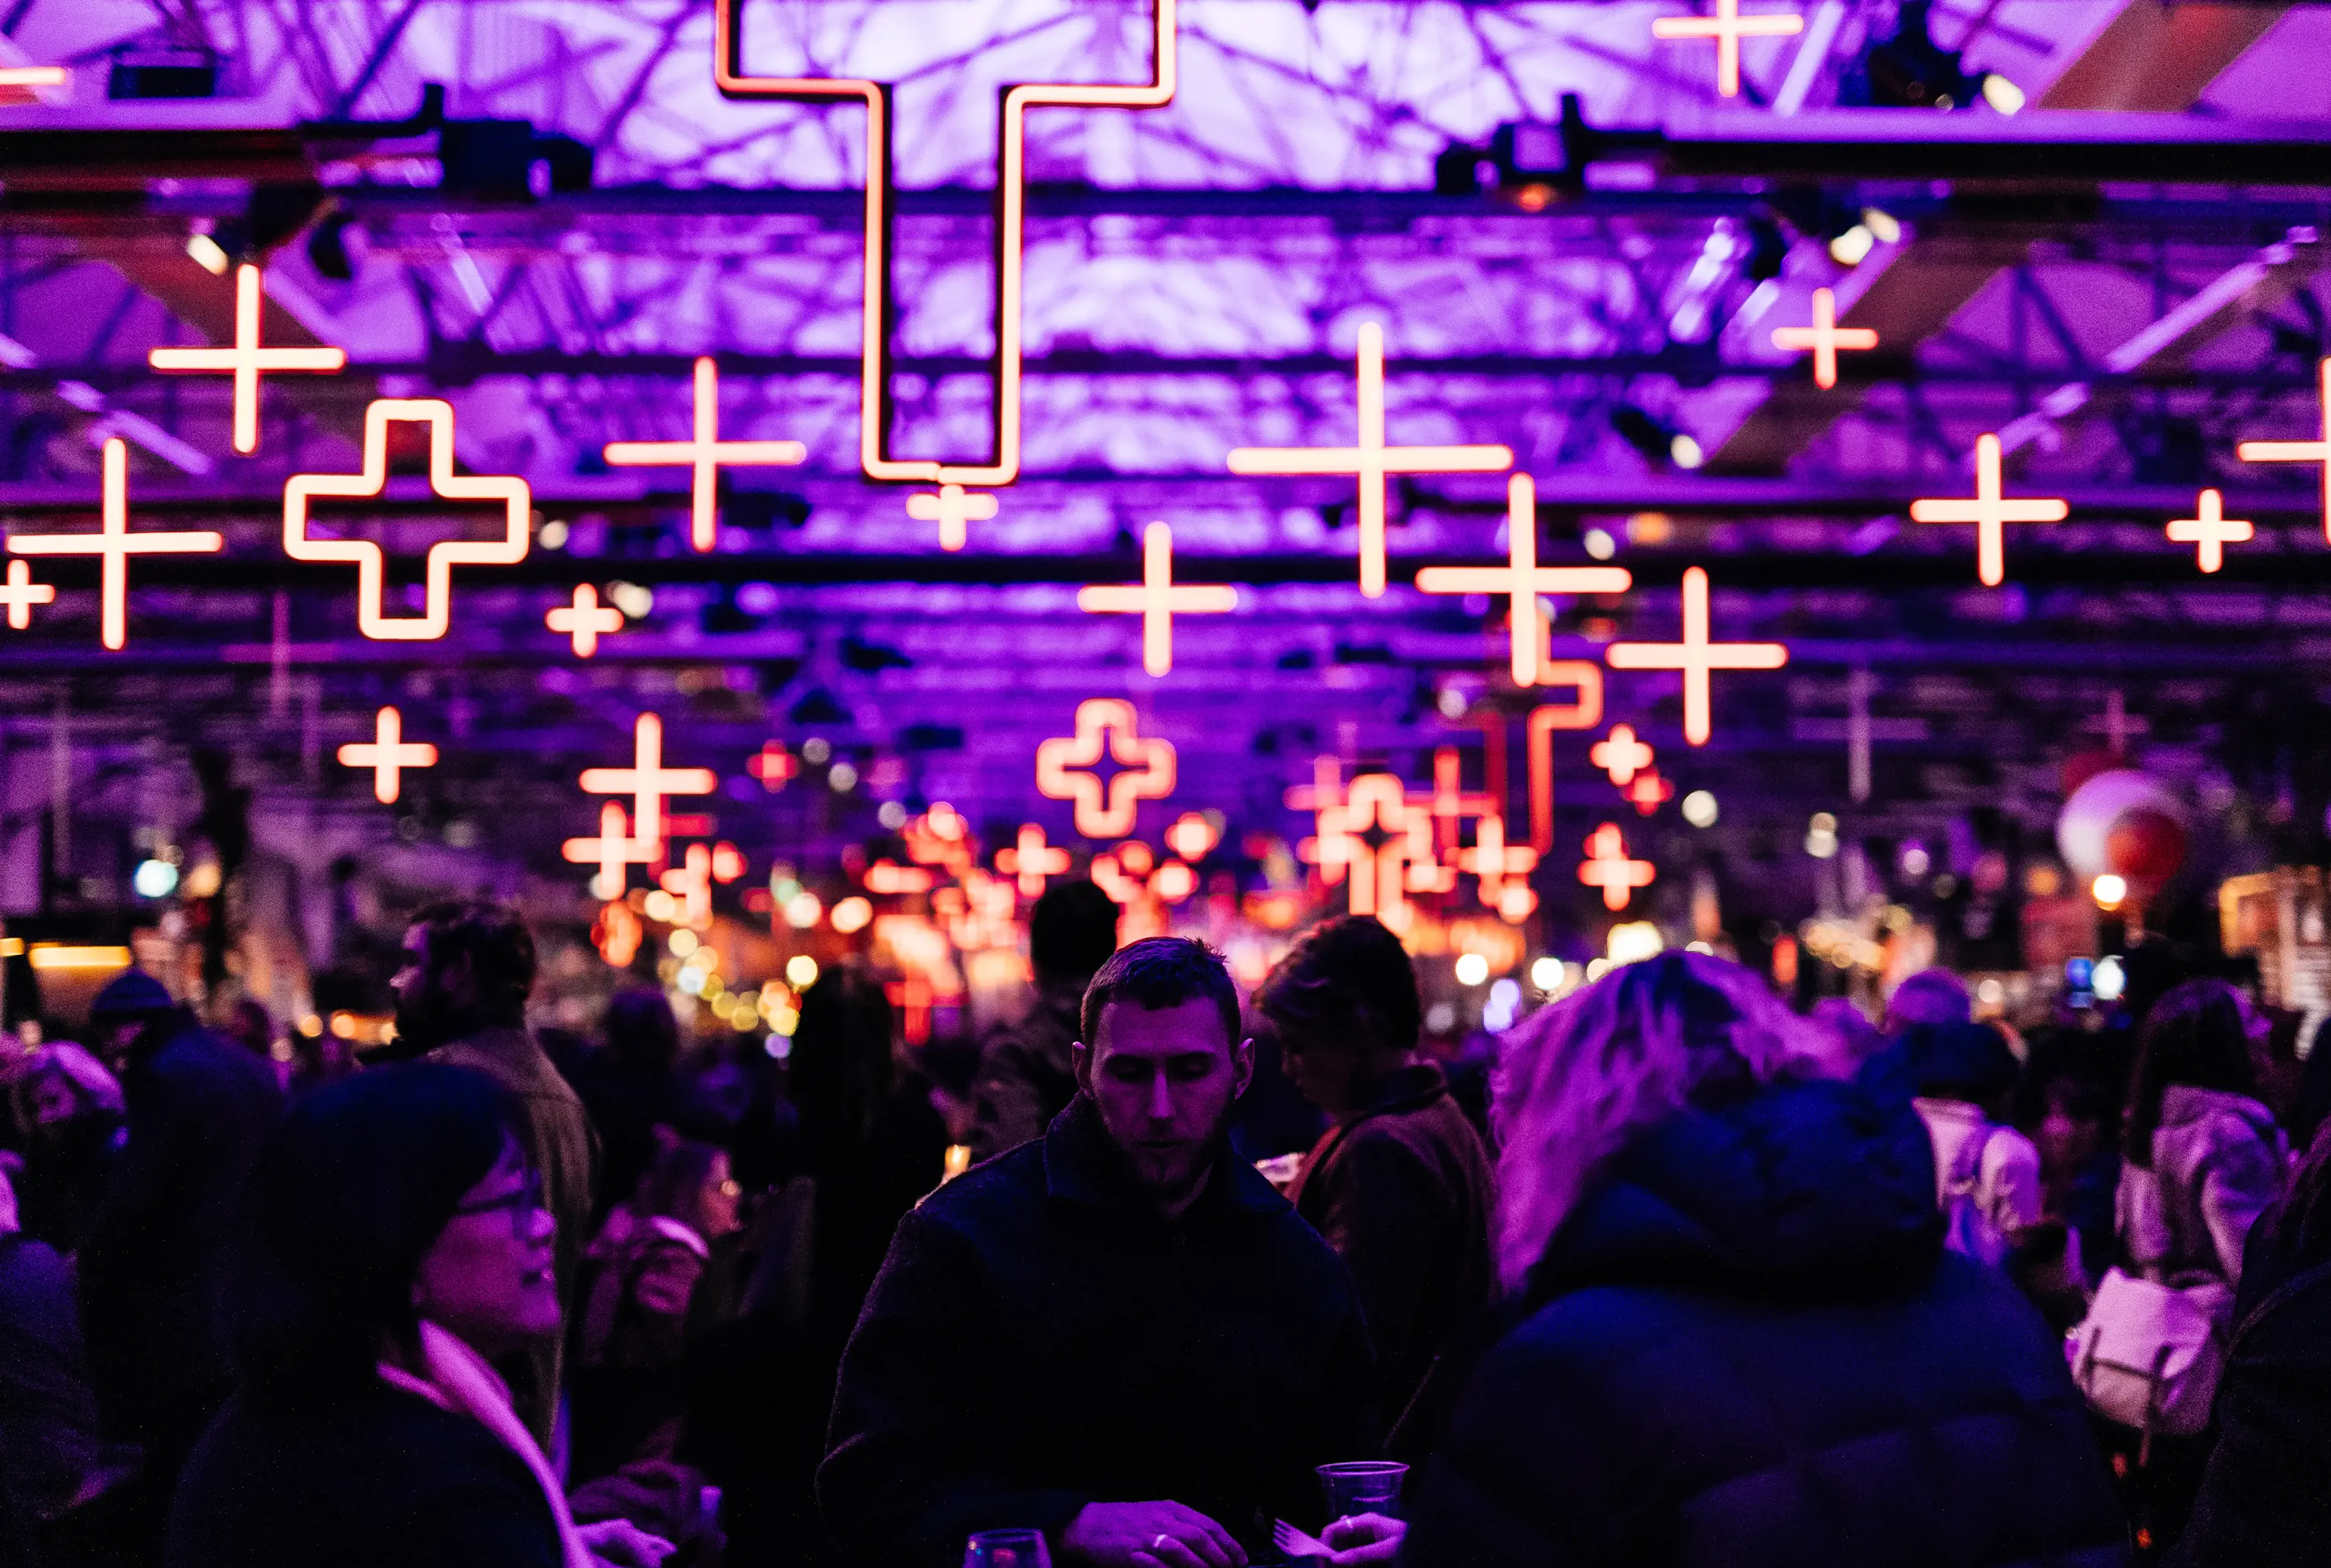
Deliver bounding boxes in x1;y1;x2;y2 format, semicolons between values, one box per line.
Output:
1907;1021;2044;1270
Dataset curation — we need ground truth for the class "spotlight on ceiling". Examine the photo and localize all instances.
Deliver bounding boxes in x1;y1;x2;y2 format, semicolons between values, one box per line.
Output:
1610;406;1702;471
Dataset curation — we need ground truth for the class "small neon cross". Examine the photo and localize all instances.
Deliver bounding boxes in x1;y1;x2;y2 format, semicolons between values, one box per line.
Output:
1077;522;1239;677
660;842;714;929
563;801;656;900
580;713;717;849
1579;821;1656;912
1771;287;1878;390
1626;769;1677;817
601;357;807;552
1228;321;1513;598
1652;0;1804;98
2237;357;2331;543
1036;699;1176;839
1590;724;1656;788
336;706;438;805
907;484;1000;552
1605;566;1789;745
1416;473;1632;685
2167;489;2253;574
1459;814;1539;921
1908;432;2071;587
9;437;223;650
996;823;1072;897
0;561;54;629
746;741;798;793
547;584;625;657
147;264;346;455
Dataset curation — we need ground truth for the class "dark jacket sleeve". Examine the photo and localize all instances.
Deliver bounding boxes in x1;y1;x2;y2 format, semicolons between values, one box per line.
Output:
1310;1133;1444;1392
817;1207;1091;1567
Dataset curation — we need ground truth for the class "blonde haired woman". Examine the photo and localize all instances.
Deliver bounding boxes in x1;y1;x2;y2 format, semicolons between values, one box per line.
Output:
1403;952;2124;1568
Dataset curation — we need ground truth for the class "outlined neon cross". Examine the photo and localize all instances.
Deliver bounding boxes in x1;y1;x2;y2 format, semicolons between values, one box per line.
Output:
908;483;1000;552
713;0;1176;491
1036;699;1176;839
1229;321;1514;598
0;560;54;629
580;713;717;850
336;706;437;805
1416;474;1631;684
601;357;806;552
1579;821;1656;911
9;437;222;650
1077;522;1238;677
1652;0;1805;98
547;584;625;657
1771;287;1878;390
1908;432;2070;587
1314;774;1442;929
2167;489;2253;574
148;264;346;455
2237;357;2331;542
997;823;1071;897
1459;814;1539;920
564;801;657;900
1605;566;1789;745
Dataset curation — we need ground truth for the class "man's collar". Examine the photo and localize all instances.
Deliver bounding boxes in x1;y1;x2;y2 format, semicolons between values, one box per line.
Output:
1042;1093;1281;1221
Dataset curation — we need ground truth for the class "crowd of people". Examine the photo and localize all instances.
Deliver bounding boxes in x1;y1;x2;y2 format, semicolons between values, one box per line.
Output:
2;883;2328;1567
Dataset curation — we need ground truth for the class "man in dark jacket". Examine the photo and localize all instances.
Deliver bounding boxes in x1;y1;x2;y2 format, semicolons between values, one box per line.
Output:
967;878;1119;1162
1258;915;1493;1463
821;938;1375;1568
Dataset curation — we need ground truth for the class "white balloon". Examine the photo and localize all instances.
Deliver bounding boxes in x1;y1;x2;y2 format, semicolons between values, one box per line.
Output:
2057;768;2187;876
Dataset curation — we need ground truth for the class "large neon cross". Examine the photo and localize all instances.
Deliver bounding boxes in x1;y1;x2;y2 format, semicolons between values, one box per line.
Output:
1036;699;1176;838
2168;489;2253;575
1591;724;1655;787
1652;0;1804;98
0;561;53;629
1606;566;1789;745
601;357;805;552
997;823;1071;897
336;706;438;805
564;801;656;901
580;713;717;849
1771;287;1877;390
1908;432;2070;587
2237;357;2331;542
148;264;346;455
1579;821;1656;912
908;484;1000;553
547;583;625;657
9;437;222;650
1077;522;1238;677
713;0;1176;500
1460;814;1539;922
1416;473;1631;684
1228;322;1513;598
284;399;528;641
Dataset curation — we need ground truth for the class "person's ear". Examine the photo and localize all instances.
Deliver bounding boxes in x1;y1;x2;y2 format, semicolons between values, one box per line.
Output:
1071;1040;1092;1092
1232;1037;1256;1100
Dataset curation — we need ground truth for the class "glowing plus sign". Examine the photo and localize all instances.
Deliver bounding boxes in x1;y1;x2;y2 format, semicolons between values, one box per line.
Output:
602;357;806;552
1416;473;1631;685
546;584;625;657
563;801;656;901
1037;699;1176;839
907;484;1000;553
1287;756;1348;881
660;842;715;929
745;741;798;793
2166;489;2253;574
0;561;54;629
1579;821;1656;912
1625;769;1677;817
1459;814;1539;922
580;713;716;849
996;823;1072;897
1606;566;1790;745
1771;288;1878;391
1431;744;1498;864
1909;432;2071;587
1077;522;1239;678
1590;724;1656;787
2237;358;2331;542
336;706;438;805
147;264;346;455
9;437;222;650
1652;0;1804;98
1229;321;1514;598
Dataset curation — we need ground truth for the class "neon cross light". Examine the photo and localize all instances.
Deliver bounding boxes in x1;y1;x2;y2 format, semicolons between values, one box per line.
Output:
148;264;346;455
1313;774;1441;929
2236;357;2331;542
580;713;717;850
1909;432;2070;587
1077;522;1238;677
336;706;437;805
661;843;714;929
1228;321;1513;598
1416;474;1631;684
1287;756;1347;880
745;741;798;793
713;0;1175;500
283;399;528;641
547;584;625;657
0;66;68;92
601;357;805;552
0;561;53;629
1432;744;1497;864
1527;664;1605;855
997;823;1071;897
1036;699;1176;839
1625;769;1677;817
1652;0;1804;98
1460;814;1539;922
1579;821;1656;912
1605;566;1790;745
1591;724;1655;787
908;484;1000;553
564;802;656;901
9;437;222;650
2167;489;2253;574
1771;287;1877;390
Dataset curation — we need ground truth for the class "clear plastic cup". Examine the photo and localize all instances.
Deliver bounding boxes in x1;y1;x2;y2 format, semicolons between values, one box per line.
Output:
1318;1460;1409;1521
964;1528;1051;1568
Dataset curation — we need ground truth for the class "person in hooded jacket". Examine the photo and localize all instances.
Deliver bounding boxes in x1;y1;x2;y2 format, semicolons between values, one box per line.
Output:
967;879;1119;1163
1402;951;2126;1568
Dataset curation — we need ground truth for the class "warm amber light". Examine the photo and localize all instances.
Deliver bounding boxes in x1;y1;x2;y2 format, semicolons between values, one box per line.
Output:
0;559;54;630
2235;358;2331;543
548;584;625;657
996;824;1071;897
579;713;716;849
563;802;654;901
28;944;132;971
1578;823;1656;912
1590;723;1656;788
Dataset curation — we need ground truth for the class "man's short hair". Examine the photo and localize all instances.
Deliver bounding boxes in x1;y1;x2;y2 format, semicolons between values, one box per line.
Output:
412;900;535;1019
1079;936;1240;1052
1886;968;1970;1031
1255;914;1420;1054
1029;880;1120;984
